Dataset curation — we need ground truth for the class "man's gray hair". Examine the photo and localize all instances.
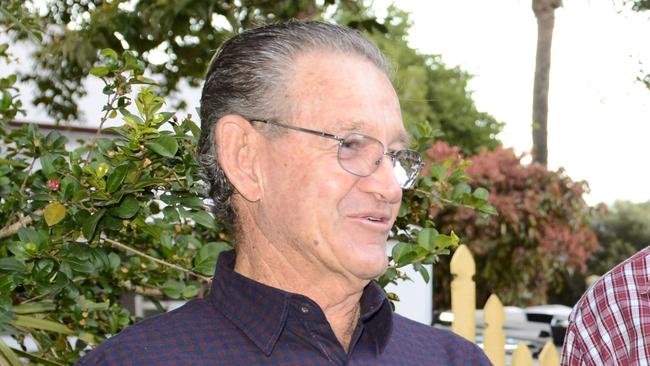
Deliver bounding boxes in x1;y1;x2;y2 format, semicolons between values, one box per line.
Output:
198;20;390;225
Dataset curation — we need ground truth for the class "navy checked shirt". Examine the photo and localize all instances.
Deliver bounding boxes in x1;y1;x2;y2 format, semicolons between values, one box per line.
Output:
78;250;491;365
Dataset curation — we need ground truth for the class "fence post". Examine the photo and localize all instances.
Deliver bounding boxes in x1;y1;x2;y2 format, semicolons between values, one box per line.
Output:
450;244;476;342
539;341;560;366
483;294;505;366
511;343;534;366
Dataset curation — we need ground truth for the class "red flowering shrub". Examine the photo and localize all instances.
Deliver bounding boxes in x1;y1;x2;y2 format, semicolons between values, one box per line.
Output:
429;142;598;307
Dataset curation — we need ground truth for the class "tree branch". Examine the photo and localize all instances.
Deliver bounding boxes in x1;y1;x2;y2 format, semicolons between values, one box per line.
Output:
0;209;43;240
102;238;212;283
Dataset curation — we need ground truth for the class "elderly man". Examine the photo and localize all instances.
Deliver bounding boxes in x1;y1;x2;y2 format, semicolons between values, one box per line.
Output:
78;21;491;365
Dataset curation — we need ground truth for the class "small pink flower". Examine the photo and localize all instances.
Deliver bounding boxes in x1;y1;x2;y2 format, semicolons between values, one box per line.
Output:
47;179;60;191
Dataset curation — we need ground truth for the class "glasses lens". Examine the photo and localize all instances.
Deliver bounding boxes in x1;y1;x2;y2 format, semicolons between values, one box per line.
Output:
394;150;422;189
338;133;384;176
338;133;423;189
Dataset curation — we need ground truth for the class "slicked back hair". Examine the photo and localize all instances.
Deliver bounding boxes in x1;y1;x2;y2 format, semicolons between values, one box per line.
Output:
198;20;390;226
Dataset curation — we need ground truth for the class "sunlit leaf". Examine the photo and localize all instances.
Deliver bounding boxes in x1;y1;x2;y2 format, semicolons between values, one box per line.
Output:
43;202;66;226
90;66;109;77
145;135;178;158
95;162;109;178
10;315;73;335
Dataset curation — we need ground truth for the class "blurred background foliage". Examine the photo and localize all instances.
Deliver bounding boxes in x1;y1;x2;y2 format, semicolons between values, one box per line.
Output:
426;141;598;308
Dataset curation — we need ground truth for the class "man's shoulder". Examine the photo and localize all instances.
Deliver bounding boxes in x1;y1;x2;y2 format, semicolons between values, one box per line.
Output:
387;313;491;365
562;247;650;365
77;297;230;365
571;246;650;320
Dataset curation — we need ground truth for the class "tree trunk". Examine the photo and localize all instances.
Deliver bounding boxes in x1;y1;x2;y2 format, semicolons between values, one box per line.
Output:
532;0;561;166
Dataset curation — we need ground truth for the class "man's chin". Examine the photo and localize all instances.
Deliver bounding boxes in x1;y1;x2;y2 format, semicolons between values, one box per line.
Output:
350;255;389;281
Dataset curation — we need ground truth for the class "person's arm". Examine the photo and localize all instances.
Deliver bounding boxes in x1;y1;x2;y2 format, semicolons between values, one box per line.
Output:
560;323;590;366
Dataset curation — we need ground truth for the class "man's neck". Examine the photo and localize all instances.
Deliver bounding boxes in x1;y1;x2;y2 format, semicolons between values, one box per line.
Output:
234;243;365;352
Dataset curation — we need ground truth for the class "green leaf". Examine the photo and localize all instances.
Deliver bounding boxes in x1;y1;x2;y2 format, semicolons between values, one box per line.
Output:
0;275;16;295
60;176;80;201
90;66;109;77
122;113;144;128
0;338;22;366
95;162;109;178
378;267;398;287
133;177;168;189
397;204;411;218
194;242;231;275
430;165;447;181
64;256;96;275
190;210;215;229
12;301;56;314
180;196;205;209
433;231;460;250
452;182;471;198
391;242;411;264
8;347;65;366
0;258;27;273
106;164;130;193
479;204;498;216
414;263;430;283
17;227;44;247
79;298;110;311
39;154;57;178
110;195;139;219
416;228;439;251
145;135;178;158
82;210;105;240
10;315;74;335
472;187;489;200
78;332;98;345
152;112;174;127
58;262;72;280
44;202;66;226
181;285;199;299
100;48;118;59
162;280;183;299
108;252;121;272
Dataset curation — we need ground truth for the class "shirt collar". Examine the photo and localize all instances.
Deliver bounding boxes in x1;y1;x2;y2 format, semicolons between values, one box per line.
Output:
359;279;393;353
208;250;393;355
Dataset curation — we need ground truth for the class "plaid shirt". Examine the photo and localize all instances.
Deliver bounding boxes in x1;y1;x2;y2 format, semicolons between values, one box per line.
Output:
78;250;490;365
561;246;650;366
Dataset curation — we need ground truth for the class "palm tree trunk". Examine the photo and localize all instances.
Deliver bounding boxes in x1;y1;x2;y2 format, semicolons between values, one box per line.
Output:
532;0;561;166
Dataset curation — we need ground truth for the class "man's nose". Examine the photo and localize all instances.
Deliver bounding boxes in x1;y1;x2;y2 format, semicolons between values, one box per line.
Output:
358;155;402;204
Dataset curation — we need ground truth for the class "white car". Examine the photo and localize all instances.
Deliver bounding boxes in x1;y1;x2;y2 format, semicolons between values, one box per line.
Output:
433;304;571;357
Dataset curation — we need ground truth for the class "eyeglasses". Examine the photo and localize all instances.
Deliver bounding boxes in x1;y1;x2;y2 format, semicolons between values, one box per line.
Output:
251;119;423;189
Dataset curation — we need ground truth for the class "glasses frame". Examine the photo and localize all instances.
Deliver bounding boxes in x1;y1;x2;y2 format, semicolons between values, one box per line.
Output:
250;119;423;189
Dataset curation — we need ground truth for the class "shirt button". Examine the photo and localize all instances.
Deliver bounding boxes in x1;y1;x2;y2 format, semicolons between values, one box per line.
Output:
300;305;310;314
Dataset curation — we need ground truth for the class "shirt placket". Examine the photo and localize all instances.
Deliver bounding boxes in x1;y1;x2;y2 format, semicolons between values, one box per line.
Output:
293;300;352;365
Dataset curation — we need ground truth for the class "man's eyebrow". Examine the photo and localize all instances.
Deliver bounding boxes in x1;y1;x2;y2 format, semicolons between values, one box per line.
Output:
334;120;411;146
335;121;363;133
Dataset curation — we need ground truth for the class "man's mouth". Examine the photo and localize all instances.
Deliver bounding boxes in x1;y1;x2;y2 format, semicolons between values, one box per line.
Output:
365;216;383;222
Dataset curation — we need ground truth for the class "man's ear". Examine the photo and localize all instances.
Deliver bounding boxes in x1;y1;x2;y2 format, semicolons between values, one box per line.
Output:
214;115;262;202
